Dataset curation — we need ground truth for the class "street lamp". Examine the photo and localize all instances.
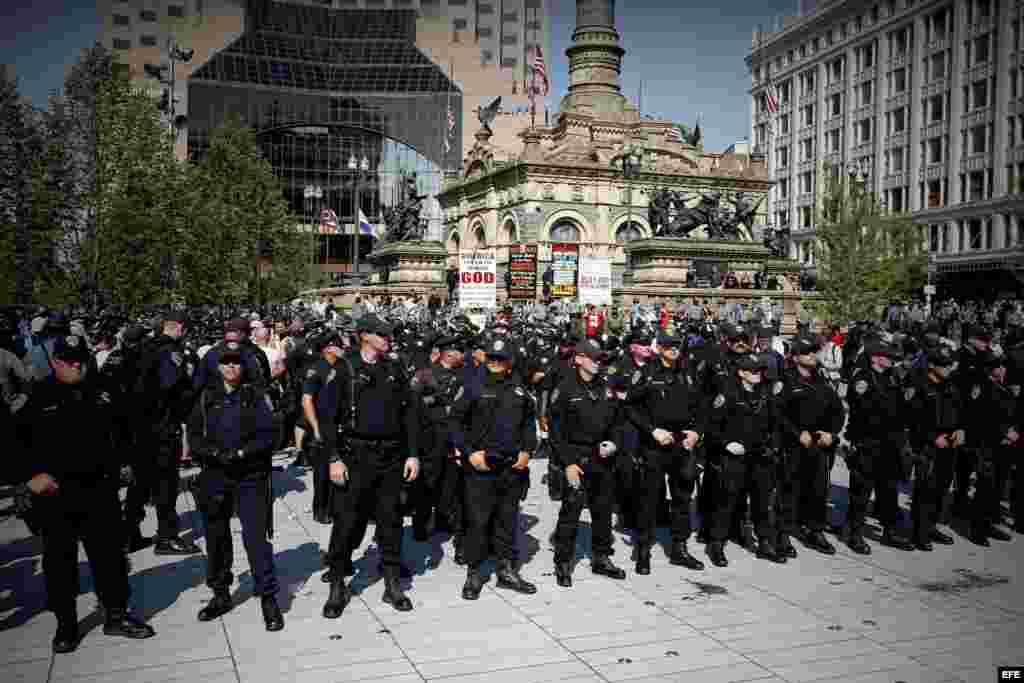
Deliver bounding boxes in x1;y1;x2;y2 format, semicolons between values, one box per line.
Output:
348;154;370;280
144;38;192;137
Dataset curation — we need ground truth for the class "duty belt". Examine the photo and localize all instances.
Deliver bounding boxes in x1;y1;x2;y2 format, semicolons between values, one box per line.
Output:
348;436;401;448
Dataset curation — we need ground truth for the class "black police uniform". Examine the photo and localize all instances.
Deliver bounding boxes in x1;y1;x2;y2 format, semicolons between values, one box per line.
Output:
131;323;199;554
952;330;991;516
968;354;1017;544
186;372;283;630
22;335;154;653
449;339;538;600
549;343;627;586
626;334;707;573
844;341;914;553
704;353;785;566
302;339;345;525
777;337;845;556
320;316;419;619
606;348;649;530
906;346;964;550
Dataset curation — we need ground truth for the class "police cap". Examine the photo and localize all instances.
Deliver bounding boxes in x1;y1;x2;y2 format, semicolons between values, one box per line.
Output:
51;334;90;364
575;338;605;361
967;325;992;340
484;337;514;361
923;343;956;367
735;353;770;371
356;314;394;338
790;335;821;356
720;322;751;341
434;335;466;352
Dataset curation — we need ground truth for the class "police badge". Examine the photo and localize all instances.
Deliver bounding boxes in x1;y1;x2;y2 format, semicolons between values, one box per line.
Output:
1012;385;1021;397
713;394;725;409
971;385;981;400
307;368;317;379
854;380;868;394
327;369;336;383
904;387;915;401
632;369;642;386
773;381;783;395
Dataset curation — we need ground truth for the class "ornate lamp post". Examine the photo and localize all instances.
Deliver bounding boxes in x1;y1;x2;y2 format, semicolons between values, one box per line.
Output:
348;154;370;280
143;38;193;137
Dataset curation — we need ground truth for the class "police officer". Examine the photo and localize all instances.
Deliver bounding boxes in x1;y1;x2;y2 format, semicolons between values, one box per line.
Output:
302;332;346;532
777;334;845;557
968;353;1017;545
906;343;963;551
704;353;785;567
450;337;537;600
844;339;915;554
131;311;200;556
410;335;466;543
22;334;155;653
186;349;283;631
193;318;267;394
953;325;993;519
320;315;420;619
607;328;654;530
550;339;627;587
627;331;705;574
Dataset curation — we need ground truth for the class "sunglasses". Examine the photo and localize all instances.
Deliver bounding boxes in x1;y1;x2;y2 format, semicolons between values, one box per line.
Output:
219;360;242;367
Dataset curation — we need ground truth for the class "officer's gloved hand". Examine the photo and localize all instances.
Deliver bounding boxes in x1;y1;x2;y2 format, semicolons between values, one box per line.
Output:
598;441;616;458
725;442;746;456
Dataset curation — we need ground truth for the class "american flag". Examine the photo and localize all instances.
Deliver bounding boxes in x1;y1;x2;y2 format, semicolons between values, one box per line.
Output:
529;45;549;110
667;126;684;143
319;208;338;234
444;104;455;153
765;78;779;114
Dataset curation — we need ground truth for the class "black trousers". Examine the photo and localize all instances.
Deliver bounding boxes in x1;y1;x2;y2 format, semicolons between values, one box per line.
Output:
777;446;832;534
38;476;130;617
634;446;698;548
911;446;957;540
195;468;278;596
707;454;775;543
953;447;976;507
463;468;527;568
972;446;1009;528
437;453;465;537
847;441;902;535
553;453;615;563
412;438;446;531
123;430;182;540
325;443;404;576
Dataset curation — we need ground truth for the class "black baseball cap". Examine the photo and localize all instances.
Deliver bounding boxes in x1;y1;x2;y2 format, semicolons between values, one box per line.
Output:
51;334;90;363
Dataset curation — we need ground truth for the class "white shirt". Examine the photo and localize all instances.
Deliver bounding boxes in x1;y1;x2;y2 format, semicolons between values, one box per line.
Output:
257;343;285;376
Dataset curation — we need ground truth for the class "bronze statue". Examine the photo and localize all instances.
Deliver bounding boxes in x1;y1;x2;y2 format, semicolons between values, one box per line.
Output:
477;96;502;134
382;173;428;242
762;225;791;258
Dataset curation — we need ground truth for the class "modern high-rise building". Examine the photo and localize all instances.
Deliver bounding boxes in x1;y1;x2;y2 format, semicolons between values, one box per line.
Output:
97;0;552;164
747;0;1024;297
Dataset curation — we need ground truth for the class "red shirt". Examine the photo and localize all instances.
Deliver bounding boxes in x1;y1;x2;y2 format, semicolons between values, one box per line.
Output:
585;312;604;337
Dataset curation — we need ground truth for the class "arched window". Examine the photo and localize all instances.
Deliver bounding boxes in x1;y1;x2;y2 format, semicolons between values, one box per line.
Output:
449;232;460;251
615;222;643;243
474;225;487;248
550;220;581;242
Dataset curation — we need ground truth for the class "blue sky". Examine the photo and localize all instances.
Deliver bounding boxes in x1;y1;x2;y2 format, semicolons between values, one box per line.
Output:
2;0;804;152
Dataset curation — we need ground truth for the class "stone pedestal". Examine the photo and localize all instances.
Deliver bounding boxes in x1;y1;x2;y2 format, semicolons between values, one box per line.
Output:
616;238;812;335
309;241;449;306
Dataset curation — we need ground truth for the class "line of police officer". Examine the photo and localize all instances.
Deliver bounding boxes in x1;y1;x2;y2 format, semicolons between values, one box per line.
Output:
15;308;1023;654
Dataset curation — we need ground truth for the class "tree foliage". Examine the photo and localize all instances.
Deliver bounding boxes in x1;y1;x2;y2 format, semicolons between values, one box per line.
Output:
810;163;927;325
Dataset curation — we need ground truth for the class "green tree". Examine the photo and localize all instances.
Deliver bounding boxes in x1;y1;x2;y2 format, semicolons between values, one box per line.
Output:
811;163;927;324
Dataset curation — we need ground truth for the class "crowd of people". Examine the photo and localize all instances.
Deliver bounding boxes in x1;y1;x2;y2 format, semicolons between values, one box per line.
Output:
1;294;1022;656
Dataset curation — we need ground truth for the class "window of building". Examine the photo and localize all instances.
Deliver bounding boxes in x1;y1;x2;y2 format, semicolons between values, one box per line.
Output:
501;34;517;45
971;125;986;153
167;5;184;17
857;43;874;70
859;118;872;143
972;80;988;109
931;8;947;39
140;9;157;21
830;93;842;117
856;15;864;32
972;35;990;65
891;67;906;94
828;128;841;152
453;18;468;30
930;51;946;80
812;37;820;52
525;0;541;7
930;224;940;251
891;27;909;54
140;34;157;47
859;80;873;106
113;38;131;49
828;57;844;83
501;57;517;67
969;171;985;200
928;179;943;207
801;171;814;194
526;20;542;32
449;0;468;4
551;222;580;242
779;177;790;198
929;93;944;121
801;70;815;95
1014;20;1021;52
826;30;834;46
113;14;130;26
779;146;790;168
928;137;942;163
801;104;815;127
972;0;992;21
481;49;494;65
801;137;813;160
477;26;493;37
778;80;791;105
800;44;808;59
787;50;794;65
780;114;790;134
890;186;904;212
890;147;905;172
892;106;906;132
502;11;519;22
478;3;494;15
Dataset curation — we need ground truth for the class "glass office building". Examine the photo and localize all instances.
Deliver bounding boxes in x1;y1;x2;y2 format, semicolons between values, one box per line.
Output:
187;2;461;273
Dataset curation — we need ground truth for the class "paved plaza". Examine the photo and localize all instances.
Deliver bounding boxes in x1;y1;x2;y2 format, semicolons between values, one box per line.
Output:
2;456;1022;683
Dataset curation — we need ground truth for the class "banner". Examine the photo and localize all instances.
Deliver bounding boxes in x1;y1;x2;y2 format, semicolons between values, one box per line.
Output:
551;243;579;298
578;258;612;306
458;250;497;309
508;244;538;300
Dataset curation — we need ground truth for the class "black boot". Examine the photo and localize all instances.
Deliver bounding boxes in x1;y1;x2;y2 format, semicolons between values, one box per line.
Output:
123;525;150;553
462;567;484;600
777;533;798;559
989;525;1012;542
382;576;413;612
452;536;467;566
197;591;233;622
591;555;626;579
929;528;954;545
635;546;651;575
802;530;834;555
880;528;915;551
669;541;705;570
706;542;728;567
154;536;200;556
555;561;573;587
968;527;991;546
260;595;284;631
322;578;351;619
413;519;430;543
103;608;155;639
496;560;537;594
52;613;79;654
847;532;871;555
913;531;933;552
320;560;354;584
696;528;709;544
756;538;786;563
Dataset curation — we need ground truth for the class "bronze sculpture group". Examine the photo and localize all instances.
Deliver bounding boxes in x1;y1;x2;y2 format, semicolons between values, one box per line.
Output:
647;189;764;241
381;173;428;242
